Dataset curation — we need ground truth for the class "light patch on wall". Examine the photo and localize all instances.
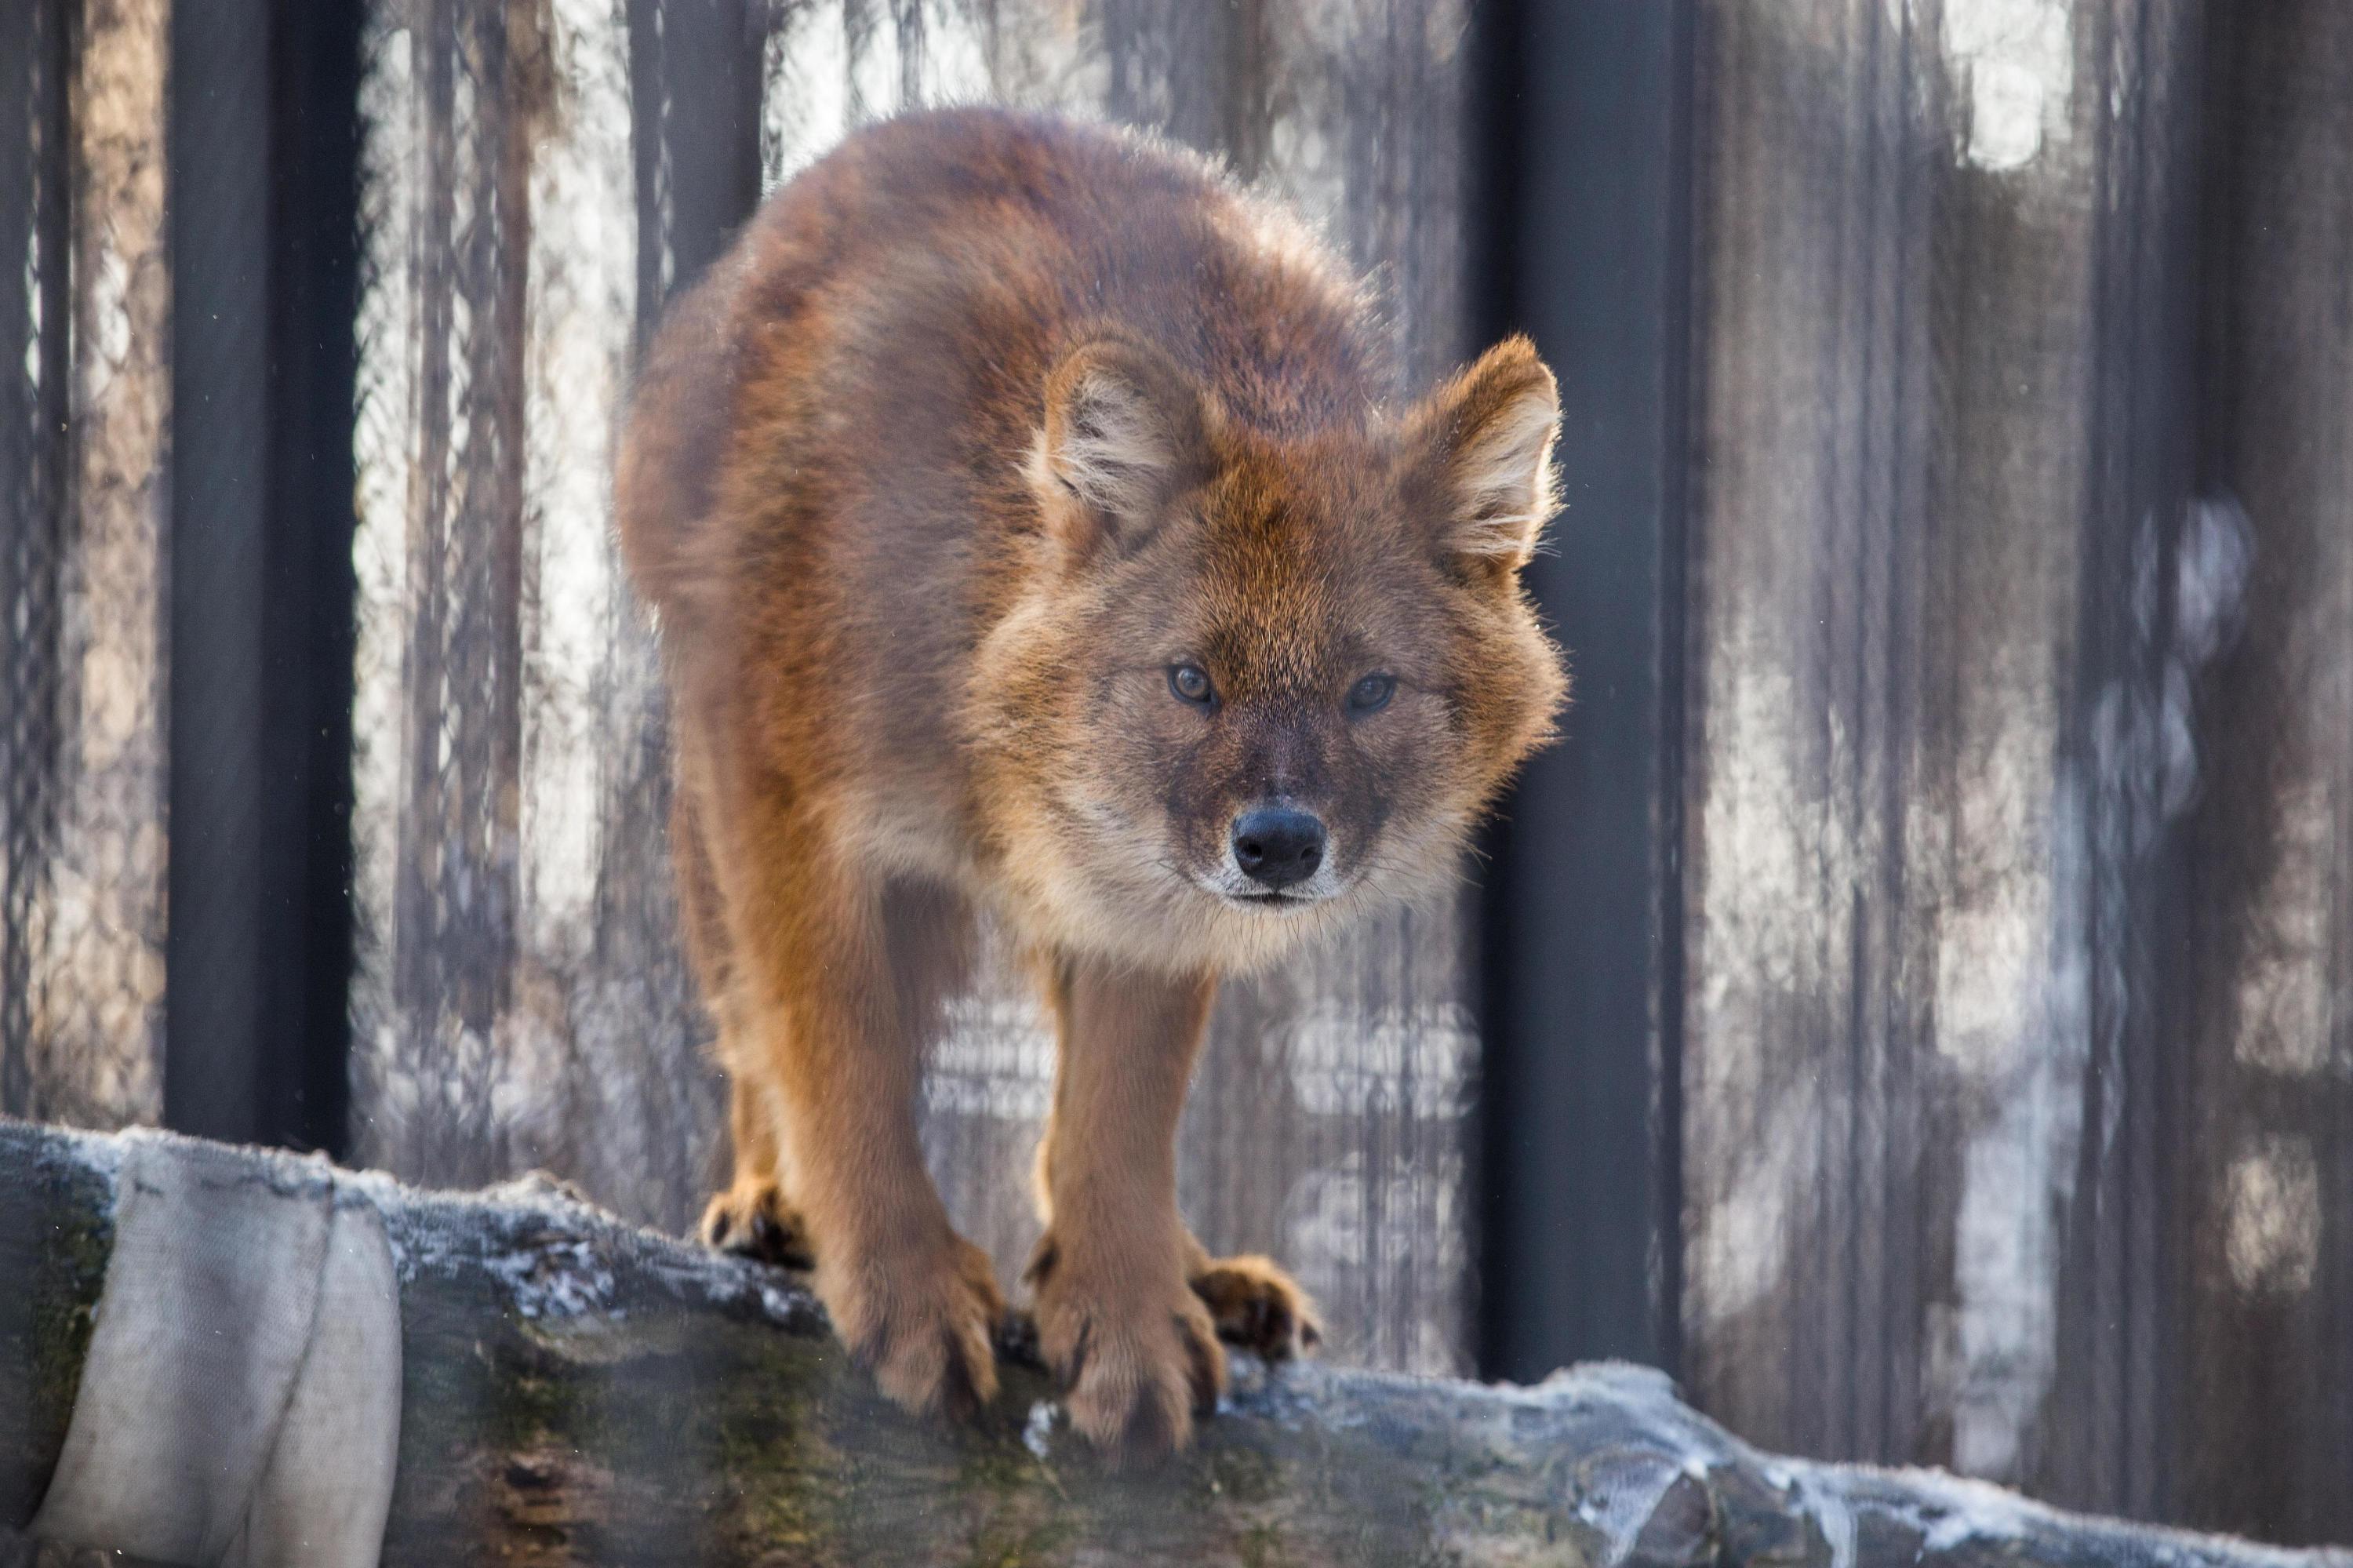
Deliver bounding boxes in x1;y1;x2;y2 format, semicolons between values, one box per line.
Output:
761;5;849;193
2235;789;2338;1076
1942;0;2071;172
348;12;414;1042
519;0;634;955
1682;643;1824;1328
1283;1003;1474;1120
1687;1093;1810;1324
2224;1139;2321;1295
918;2;991;104
762;2;998;196
1288;1153;1471;1373
1937;681;2081;1481
926;993;1054;1122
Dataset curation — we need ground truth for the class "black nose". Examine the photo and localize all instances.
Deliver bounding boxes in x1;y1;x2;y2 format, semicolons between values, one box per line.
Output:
1231;807;1327;890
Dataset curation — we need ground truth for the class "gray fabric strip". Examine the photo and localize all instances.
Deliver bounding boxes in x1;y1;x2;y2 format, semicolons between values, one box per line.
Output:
31;1130;402;1567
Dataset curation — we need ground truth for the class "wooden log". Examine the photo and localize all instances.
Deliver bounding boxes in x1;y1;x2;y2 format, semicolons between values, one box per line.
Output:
2;1119;2345;1568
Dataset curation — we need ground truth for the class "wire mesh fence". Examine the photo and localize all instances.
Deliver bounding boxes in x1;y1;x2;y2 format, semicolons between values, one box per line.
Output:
0;0;171;1134
1675;0;2353;1537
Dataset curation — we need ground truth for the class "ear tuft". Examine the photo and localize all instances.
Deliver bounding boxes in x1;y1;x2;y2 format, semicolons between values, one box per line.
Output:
1409;335;1561;568
1031;337;1213;556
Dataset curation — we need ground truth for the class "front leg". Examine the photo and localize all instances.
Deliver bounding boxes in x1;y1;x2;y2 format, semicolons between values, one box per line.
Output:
715;813;1001;1418
1026;956;1227;1457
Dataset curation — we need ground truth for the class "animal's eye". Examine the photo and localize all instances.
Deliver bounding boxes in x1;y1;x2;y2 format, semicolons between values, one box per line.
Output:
1347;673;1397;715
1169;664;1216;707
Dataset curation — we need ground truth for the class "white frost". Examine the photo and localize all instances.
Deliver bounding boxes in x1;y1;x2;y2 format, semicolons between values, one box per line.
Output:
1023;1401;1059;1461
2223;1138;2322;1295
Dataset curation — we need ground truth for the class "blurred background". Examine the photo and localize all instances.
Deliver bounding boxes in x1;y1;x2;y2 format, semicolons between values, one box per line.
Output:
2;0;2347;1548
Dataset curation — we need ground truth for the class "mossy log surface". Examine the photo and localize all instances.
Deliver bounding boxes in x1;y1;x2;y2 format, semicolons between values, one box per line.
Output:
2;1121;2348;1568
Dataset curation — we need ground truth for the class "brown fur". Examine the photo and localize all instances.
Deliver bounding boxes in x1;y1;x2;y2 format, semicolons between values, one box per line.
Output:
616;107;1566;1457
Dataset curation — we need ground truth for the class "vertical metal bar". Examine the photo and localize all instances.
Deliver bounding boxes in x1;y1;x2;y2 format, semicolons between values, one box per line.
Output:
165;0;272;1142
164;0;358;1152
260;0;362;1156
2177;0;2353;1544
629;0;762;329
1474;0;1695;1381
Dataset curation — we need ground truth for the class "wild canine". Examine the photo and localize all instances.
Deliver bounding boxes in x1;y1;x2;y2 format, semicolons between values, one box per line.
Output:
616;107;1566;1457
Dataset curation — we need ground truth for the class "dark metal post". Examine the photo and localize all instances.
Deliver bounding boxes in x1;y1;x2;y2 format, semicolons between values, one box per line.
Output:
0;0;74;1121
165;0;360;1153
1474;0;1696;1381
165;0;273;1144
627;0;766;330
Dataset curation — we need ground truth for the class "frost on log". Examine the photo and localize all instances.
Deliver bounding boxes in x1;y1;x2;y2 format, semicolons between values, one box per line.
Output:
1;1122;2346;1568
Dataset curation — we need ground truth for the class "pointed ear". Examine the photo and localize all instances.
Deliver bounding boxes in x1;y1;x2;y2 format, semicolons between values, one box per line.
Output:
1028;336;1214;560
1405;335;1561;570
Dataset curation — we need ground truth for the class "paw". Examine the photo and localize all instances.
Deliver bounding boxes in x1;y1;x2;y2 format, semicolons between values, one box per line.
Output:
697;1180;814;1270
1190;1253;1322;1361
1027;1234;1225;1461
824;1228;1005;1421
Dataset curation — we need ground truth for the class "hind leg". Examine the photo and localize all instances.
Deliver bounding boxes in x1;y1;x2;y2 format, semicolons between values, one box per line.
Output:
676;781;813;1270
700;1069;814;1269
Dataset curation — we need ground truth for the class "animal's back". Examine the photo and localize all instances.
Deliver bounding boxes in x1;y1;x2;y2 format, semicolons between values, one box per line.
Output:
617;108;1383;634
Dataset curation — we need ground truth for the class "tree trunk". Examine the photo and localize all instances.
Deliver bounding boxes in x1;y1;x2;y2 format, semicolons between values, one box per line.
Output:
2;1119;2344;1568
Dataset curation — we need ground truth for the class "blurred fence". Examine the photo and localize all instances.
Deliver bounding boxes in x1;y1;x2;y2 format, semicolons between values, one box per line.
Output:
1;0;2348;1548
1667;1;2352;1539
0;0;170;1132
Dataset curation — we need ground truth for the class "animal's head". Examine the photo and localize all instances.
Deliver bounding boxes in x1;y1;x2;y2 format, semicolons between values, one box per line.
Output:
973;332;1569;970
